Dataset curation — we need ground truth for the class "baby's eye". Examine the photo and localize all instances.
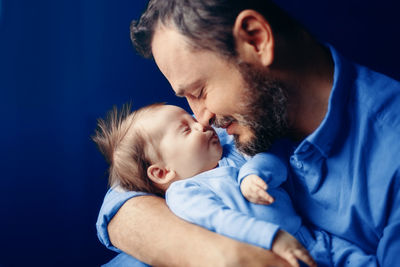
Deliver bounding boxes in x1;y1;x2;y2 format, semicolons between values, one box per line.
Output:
181;125;191;134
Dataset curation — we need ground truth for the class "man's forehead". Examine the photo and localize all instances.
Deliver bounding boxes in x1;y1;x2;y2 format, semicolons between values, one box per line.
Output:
152;25;188;70
152;25;209;90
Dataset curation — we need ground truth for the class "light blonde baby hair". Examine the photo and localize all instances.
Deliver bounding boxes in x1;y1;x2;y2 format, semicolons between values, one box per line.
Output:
92;103;165;196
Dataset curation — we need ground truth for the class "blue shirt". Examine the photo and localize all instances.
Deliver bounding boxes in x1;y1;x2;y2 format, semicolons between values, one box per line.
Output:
282;46;400;266
96;46;400;265
166;143;377;267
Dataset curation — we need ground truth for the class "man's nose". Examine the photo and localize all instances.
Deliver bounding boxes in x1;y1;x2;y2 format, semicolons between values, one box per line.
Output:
197;109;215;126
187;99;215;126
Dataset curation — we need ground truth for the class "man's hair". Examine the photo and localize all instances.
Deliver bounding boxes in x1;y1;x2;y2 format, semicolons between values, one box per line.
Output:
130;0;301;59
92;103;165;196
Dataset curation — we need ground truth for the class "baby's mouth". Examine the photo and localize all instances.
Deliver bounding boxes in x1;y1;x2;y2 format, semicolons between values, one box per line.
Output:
207;130;219;144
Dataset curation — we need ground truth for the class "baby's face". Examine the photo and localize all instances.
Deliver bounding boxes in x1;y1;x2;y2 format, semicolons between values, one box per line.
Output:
143;105;223;179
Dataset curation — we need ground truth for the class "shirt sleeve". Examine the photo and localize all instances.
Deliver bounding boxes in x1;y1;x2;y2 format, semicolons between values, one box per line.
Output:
165;180;280;250
376;170;400;266
238;152;288;188
96;186;150;252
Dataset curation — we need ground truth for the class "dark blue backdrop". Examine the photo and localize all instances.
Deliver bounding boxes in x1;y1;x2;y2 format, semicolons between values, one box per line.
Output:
0;0;399;266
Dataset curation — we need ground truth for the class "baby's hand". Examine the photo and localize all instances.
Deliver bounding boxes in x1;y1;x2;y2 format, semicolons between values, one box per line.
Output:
272;230;316;267
240;174;274;205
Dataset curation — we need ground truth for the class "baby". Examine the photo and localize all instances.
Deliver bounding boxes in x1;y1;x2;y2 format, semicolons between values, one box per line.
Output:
93;103;371;267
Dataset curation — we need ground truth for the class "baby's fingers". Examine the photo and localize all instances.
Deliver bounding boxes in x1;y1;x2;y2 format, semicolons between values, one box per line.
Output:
293;249;316;267
282;252;300;267
256;188;275;204
253;176;268;190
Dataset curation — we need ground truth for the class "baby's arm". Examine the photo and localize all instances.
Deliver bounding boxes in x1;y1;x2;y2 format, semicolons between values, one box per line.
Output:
166;180;279;250
166;180;315;267
239;152;288;205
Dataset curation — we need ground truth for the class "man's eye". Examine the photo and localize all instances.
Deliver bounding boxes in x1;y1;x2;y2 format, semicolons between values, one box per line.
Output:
183;126;191;133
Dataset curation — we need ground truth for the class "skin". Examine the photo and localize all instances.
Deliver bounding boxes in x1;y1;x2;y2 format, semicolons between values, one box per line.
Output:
108;9;334;266
152;11;333;140
141;105;223;187
141;105;316;266
241;174;275;205
151;25;254;145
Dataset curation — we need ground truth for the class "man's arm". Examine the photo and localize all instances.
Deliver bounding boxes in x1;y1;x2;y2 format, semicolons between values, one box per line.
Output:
108;195;291;267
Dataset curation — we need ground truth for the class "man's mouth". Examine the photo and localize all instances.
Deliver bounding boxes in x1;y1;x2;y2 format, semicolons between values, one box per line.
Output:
225;122;235;135
213;117;237;136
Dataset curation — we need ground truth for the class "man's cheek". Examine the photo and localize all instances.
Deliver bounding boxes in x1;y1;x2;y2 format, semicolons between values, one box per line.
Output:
239;129;255;144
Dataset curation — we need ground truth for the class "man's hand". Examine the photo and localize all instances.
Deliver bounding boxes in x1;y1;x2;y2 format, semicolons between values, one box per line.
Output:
108;195;293;266
272;230;317;267
240;174;274;205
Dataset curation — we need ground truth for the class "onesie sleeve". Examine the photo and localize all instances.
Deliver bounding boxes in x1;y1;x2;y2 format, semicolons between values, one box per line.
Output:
238;152;288;188
96;186;151;252
166;180;280;250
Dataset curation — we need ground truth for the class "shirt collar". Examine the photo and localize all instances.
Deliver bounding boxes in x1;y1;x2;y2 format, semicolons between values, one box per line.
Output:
297;45;355;157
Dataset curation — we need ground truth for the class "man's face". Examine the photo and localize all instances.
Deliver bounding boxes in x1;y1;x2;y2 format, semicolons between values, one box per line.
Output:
152;26;288;155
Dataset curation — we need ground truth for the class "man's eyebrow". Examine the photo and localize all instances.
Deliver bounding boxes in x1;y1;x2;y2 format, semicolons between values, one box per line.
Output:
176;79;204;97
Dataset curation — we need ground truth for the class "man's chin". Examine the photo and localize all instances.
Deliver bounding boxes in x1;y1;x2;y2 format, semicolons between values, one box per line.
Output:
233;133;259;156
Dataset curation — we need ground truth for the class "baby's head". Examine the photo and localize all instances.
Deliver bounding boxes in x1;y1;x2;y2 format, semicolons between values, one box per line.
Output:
93;104;222;195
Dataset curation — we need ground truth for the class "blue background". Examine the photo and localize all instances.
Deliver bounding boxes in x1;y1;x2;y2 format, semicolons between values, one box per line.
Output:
0;0;399;266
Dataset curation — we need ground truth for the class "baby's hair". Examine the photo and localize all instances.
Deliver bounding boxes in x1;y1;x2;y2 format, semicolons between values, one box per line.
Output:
92;103;165;196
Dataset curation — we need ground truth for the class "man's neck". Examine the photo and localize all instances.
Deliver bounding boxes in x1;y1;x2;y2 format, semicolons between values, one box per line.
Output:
273;34;334;140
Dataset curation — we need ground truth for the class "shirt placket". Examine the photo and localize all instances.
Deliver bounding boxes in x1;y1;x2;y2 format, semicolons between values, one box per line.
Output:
290;142;325;194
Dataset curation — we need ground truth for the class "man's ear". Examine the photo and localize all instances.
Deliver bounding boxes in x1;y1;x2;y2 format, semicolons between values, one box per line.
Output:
147;164;177;185
233;9;274;67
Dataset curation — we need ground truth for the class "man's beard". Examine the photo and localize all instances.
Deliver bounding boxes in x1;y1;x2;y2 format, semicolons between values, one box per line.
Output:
214;62;289;156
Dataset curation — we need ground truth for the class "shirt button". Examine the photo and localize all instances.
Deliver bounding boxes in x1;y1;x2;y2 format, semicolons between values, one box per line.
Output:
290;156;303;169
301;144;309;153
296;161;303;169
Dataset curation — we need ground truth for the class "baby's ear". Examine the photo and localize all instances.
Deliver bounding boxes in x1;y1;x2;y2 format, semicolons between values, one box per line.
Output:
147;164;176;185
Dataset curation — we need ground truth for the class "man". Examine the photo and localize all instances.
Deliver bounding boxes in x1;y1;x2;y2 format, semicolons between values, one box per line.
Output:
97;0;400;266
